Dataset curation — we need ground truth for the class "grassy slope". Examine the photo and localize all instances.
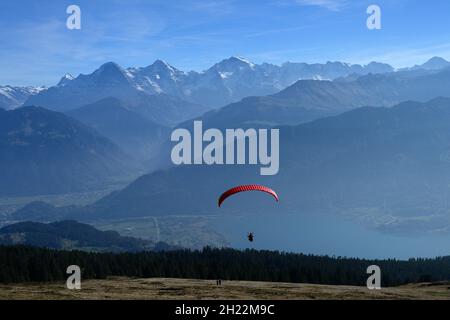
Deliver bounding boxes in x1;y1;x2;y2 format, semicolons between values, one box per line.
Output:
1;277;449;300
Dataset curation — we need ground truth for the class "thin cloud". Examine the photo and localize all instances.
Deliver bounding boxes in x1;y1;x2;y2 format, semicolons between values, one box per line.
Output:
343;42;450;69
174;0;237;16
294;0;348;11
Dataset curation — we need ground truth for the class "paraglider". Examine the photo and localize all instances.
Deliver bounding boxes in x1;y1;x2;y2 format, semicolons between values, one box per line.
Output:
218;185;279;242
218;185;279;207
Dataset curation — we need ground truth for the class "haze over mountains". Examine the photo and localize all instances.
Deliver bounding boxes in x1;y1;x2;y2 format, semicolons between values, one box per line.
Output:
12;97;450;236
67;98;170;160
0;106;135;196
7;57;436;172
146;61;450;169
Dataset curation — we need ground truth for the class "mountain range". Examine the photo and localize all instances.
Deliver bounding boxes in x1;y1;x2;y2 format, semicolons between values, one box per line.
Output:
149;64;450;169
23;57;398;113
0;106;135;196
3;57;450;197
404;56;450;71
18;57;436;170
3;57;446;116
0;56;442;131
185;66;450;129
24;62;208;127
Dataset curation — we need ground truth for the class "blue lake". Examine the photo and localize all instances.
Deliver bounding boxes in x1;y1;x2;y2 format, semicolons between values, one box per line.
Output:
209;213;450;260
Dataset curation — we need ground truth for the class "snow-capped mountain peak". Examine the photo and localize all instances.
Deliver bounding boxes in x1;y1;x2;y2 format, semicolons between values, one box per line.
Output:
143;59;185;80
211;56;256;73
233;56;256;68
57;73;75;86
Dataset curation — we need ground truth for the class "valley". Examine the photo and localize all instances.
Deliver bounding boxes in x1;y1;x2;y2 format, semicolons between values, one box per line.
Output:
94;215;228;249
0;176;140;223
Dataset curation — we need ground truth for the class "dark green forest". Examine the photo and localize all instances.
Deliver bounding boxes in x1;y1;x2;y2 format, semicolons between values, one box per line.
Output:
1;245;450;286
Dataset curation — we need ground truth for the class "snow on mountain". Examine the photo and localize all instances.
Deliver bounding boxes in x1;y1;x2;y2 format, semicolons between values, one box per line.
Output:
25;56;402;112
11;56;450;114
26;62;149;111
0;85;45;109
126;59;187;96
57;73;75;87
209;56;256;74
25;61;208;126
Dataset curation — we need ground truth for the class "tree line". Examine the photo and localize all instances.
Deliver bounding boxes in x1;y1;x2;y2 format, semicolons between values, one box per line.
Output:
1;245;450;286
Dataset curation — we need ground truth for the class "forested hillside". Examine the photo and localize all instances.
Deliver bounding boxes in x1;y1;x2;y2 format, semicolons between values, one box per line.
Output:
1;245;450;286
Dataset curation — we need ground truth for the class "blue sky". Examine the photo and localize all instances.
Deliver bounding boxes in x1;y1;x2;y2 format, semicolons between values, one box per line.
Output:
1;0;450;86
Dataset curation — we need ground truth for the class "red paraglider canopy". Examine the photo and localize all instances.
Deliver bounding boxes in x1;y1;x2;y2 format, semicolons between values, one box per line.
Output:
218;185;279;207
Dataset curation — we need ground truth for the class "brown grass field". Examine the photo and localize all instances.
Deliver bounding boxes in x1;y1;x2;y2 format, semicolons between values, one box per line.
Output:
0;277;449;300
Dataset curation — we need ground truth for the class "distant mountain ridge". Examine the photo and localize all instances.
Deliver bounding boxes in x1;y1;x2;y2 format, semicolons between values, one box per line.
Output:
12;57;449;114
25;62;208;127
24;57;400;113
405;56;450;71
